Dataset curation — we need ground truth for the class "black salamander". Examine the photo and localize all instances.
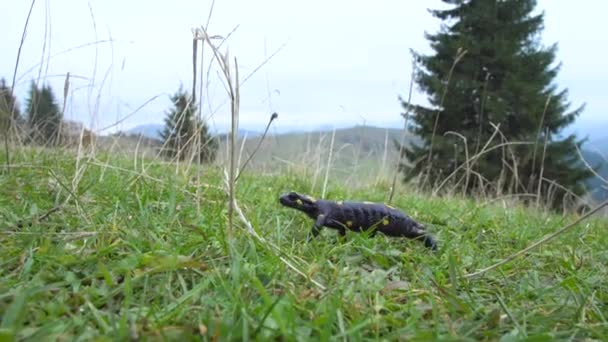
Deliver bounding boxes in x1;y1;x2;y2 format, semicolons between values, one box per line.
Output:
279;191;437;250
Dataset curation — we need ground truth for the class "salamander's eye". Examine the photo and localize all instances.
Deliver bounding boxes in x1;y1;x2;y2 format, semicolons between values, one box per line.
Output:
288;192;298;200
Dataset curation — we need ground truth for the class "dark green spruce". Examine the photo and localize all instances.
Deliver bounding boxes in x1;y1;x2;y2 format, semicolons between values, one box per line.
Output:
160;86;218;163
397;0;593;210
0;78;22;135
25;81;62;146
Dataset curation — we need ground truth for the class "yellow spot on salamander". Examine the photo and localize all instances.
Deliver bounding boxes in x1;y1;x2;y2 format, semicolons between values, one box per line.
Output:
306;195;317;202
385;204;395;209
382;218;390;226
337;201;343;205
296;199;303;206
363;201;374;205
346;221;353;227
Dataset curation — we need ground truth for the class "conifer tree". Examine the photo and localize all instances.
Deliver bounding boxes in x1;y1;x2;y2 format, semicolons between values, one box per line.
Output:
160;86;217;163
26;81;62;145
398;0;592;210
0;78;21;136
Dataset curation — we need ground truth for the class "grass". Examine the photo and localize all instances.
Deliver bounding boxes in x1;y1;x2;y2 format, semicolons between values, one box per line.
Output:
1;148;607;341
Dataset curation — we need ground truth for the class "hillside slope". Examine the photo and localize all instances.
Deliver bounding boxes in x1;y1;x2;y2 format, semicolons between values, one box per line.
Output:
216;125;419;184
582;147;608;203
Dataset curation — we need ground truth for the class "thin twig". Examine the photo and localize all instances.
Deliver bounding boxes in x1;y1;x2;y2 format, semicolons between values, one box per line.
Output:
5;0;37;174
17;40;115;84
464;199;608;279
235;112;278;182
96;95;163;133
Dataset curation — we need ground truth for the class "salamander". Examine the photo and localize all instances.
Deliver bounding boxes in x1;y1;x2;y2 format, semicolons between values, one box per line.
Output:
279;191;437;250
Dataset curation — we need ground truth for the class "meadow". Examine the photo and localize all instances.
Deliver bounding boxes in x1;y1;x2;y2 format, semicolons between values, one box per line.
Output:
2;12;607;341
1;142;607;341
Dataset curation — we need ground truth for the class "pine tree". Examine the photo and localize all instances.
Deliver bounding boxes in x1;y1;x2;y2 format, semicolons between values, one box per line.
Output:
0;78;21;135
397;0;593;210
26;81;62;145
160;86;217;163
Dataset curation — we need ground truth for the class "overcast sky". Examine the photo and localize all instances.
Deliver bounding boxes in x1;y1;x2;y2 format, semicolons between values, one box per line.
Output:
1;0;606;139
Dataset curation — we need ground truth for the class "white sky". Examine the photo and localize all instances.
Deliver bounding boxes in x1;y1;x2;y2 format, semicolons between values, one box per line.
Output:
1;0;606;137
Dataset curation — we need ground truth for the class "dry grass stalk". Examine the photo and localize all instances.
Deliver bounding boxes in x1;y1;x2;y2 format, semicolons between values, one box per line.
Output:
474;72;491;155
389;59;417;204
444;131;470;194
376;128;390;187
190;30;202;214
423;48;468;188
310;134;327;194
194;25;325;289
531;96;552;178
433;123;502;195
4;0;37;174
575;145;608;184
432;121;562;203
192;34;198;103
536;127;549;207
321;127;336;198
541;177;587;206
491;124;522;195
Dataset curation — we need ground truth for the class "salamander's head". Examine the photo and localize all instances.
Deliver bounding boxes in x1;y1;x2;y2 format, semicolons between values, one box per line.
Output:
279;191;317;214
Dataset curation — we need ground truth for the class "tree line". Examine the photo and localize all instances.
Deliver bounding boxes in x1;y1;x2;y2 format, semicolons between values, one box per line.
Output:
0;79;218;163
1;79;63;146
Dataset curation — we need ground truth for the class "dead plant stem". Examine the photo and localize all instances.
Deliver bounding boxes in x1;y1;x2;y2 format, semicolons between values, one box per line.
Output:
389;59;416;204
5;0;37;174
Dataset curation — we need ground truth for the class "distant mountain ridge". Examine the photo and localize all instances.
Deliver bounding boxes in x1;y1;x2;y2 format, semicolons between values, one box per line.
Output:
126;124;164;140
126;124;265;141
127;120;607;147
125;122;607;203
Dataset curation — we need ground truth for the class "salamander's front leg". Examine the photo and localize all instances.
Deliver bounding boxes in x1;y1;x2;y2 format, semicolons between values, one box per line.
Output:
307;214;326;242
